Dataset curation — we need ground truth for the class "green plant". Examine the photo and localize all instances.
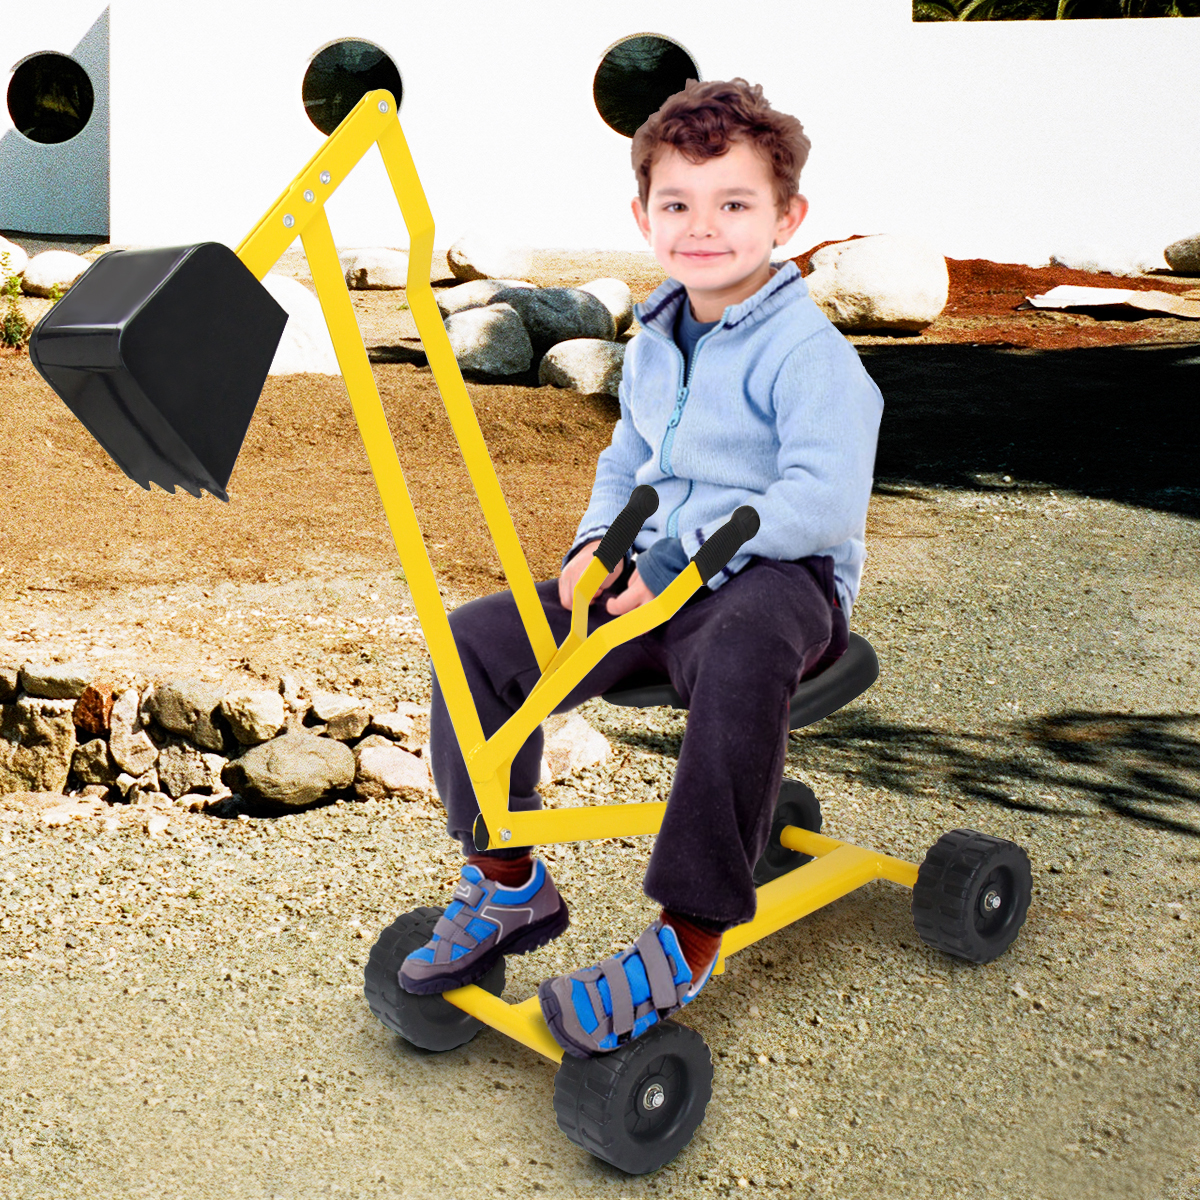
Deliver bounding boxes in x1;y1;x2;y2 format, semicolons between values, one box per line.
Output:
0;252;29;350
914;0;1197;17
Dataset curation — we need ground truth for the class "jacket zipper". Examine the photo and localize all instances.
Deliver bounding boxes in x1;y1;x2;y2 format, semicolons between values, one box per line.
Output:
645;316;719;538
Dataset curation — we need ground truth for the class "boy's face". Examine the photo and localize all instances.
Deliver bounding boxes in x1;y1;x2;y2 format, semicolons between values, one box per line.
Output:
632;139;808;322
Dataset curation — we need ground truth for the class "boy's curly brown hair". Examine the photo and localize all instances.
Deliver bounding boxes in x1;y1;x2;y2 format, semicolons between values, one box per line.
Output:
631;78;811;217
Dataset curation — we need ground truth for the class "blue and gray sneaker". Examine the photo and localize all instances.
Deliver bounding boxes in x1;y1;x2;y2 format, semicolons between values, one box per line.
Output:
537;917;720;1058
399;859;569;995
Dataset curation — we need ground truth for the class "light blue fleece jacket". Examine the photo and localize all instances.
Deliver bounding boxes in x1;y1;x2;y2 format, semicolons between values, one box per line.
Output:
563;260;884;618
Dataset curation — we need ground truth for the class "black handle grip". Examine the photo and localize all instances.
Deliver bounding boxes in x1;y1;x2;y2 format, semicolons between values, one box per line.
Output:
692;506;760;583
594;485;660;572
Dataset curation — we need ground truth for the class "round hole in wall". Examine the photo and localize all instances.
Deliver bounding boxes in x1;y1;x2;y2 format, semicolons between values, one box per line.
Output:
302;39;403;136
7;52;94;144
593;34;700;139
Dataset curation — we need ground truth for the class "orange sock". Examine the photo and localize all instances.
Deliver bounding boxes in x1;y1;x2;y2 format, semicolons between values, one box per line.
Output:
661;909;722;979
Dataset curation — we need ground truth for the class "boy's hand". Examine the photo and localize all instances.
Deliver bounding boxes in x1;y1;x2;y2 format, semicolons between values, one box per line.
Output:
604;568;654;616
558;540;622;610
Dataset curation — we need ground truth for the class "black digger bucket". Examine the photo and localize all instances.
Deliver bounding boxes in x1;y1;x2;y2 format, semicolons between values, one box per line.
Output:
29;242;288;501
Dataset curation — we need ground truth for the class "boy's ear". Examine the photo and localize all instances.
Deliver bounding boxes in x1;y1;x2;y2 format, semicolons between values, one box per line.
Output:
631;196;651;239
774;194;809;248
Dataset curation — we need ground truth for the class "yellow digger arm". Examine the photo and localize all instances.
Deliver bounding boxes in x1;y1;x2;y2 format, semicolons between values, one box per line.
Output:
233;90;754;849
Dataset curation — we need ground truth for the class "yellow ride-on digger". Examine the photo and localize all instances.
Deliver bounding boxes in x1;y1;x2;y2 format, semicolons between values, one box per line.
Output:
29;90;1033;1176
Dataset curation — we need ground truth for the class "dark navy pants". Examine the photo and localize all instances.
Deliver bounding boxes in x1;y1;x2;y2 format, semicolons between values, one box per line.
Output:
428;554;848;931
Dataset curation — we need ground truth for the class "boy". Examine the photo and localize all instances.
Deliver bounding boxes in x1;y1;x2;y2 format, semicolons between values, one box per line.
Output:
400;78;883;1059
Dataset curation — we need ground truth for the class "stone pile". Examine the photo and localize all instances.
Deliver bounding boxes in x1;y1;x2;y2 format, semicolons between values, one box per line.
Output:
0;661;611;819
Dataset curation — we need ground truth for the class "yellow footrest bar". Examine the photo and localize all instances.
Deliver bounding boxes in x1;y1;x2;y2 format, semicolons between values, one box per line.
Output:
443;988;564;1063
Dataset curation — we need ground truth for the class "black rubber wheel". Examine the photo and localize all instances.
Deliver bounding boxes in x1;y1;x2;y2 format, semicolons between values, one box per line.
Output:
752;779;822;886
552;1019;713;1175
911;829;1032;963
363;906;506;1052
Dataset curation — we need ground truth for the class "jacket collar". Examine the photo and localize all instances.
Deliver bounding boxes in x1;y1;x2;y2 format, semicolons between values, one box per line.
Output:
633;260;808;337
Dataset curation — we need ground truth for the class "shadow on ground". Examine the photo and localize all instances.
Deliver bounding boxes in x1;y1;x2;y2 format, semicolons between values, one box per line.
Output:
860;343;1200;517
607;710;1200;837
801;709;1200;837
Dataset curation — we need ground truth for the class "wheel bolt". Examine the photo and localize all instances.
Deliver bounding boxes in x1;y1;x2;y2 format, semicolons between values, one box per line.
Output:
642;1083;665;1110
983;889;1002;911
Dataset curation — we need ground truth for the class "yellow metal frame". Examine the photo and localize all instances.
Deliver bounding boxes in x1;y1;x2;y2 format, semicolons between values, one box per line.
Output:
235;90;921;1063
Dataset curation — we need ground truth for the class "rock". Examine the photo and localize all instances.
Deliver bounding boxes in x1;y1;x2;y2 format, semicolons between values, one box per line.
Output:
367;710;415;740
1048;245;1163;277
115;769;161;804
0;698;77;793
145;812;170;835
73;684;115;737
0;235;29;287
261;274;340;375
539;339;625;397
145;679;226;752
177;792;220;812
369;702;430;751
156;739;218;799
220;688;285;745
1165;234;1200;275
487;287;616;355
222;731;355;807
71;738;117;786
342;247;410;289
353;733;393;754
447;235;534;283
443;303;534;376
0;666;20;702
310;691;371;741
435;278;536;318
20;250;90;297
539;712;611;784
579;277;634;336
18;662;89;700
354;742;431;802
279;674;308;714
109;688;161;776
804;234;949;333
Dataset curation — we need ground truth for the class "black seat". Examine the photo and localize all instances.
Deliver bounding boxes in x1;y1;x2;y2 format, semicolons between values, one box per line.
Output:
601;631;878;731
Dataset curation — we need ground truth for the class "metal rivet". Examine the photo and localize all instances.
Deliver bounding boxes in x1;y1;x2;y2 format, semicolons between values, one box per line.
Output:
282;214;295;228
303;189;315;203
642;1083;665;1110
378;100;389;113
499;829;511;842
319;170;331;185
983;889;1002;911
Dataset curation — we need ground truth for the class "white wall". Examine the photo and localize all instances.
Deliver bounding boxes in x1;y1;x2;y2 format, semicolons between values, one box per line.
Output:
0;4;109;237
24;0;1200;264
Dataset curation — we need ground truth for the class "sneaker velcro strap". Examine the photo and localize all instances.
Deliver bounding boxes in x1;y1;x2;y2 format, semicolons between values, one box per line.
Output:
453;880;485;907
598;959;636;1032
433;905;493;954
635;928;682;1011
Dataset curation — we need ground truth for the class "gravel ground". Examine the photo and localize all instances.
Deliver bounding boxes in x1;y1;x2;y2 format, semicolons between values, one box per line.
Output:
1;482;1197;1199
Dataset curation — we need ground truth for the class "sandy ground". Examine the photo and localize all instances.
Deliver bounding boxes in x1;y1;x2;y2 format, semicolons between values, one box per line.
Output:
0;244;1197;1198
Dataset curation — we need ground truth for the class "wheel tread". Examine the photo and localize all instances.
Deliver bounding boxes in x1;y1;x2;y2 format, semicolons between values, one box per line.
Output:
911;828;1032;963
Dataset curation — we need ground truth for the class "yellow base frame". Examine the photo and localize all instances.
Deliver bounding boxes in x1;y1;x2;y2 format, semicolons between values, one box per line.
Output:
442;829;918;1064
234;90;920;1063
